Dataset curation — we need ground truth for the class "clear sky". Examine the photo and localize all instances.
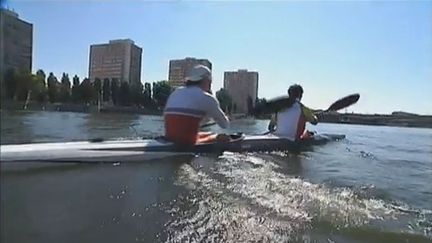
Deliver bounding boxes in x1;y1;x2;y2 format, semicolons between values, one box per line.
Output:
3;0;432;114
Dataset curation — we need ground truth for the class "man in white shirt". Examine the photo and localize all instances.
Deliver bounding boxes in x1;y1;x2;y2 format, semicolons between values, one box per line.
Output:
164;65;230;146
268;84;318;141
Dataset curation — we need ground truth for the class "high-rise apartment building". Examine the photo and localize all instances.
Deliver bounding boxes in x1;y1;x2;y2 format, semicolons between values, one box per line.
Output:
0;8;33;81
89;39;142;85
168;57;212;87
224;69;259;114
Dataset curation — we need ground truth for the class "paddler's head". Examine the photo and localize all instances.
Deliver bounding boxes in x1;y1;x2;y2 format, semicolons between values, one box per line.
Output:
185;65;212;93
288;84;303;101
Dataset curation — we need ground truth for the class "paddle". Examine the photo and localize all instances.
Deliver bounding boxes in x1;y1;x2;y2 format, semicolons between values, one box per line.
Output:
322;93;360;113
202;93;360;131
263;93;360;135
254;93;361;115
200;114;248;128
201;122;217;128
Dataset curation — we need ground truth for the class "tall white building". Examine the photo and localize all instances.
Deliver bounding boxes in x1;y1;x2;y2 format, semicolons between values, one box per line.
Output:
224;69;259;114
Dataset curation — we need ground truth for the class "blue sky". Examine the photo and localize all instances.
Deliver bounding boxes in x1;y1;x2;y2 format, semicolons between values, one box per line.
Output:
3;0;432;114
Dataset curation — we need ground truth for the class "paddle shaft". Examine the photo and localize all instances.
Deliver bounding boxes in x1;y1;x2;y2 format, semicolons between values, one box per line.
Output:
201;114;248;128
201;122;216;128
204;94;360;132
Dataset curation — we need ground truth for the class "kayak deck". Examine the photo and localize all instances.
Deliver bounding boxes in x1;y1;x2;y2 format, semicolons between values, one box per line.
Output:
0;133;345;163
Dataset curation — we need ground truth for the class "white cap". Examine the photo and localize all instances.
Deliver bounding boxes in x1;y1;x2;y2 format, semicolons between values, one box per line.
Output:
185;65;212;82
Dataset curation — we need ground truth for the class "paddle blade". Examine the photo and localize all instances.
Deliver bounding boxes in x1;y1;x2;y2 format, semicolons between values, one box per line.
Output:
326;93;360;111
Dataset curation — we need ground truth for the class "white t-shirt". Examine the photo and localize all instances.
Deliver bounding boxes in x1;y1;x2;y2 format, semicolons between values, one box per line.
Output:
273;101;303;141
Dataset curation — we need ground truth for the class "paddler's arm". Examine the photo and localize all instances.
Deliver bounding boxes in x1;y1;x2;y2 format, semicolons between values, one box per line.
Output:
302;105;318;125
206;95;230;129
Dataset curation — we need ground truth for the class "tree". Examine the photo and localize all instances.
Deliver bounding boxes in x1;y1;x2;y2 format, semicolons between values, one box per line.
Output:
216;88;233;113
36;69;46;87
93;78;102;103
93;78;102;94
23;74;39;108
36;69;46;86
118;81;130;106
3;69;46;103
47;72;59;103
111;78;119;105
253;97;267;116
72;75;80;87
3;69;46;102
102;78;111;102
33;70;48;102
80;78;95;104
60;73;71;102
152;80;173;108
15;70;33;101
4;69;17;100
71;75;81;103
143;82;153;107
247;95;254;115
130;82;143;106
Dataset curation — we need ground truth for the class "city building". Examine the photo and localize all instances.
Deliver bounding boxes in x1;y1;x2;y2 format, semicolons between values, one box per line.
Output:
89;39;142;85
224;69;259;114
168;57;212;87
0;8;33;82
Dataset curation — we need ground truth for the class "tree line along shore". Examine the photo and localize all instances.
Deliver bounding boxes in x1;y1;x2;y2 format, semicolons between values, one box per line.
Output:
0;69;250;114
1;69;430;129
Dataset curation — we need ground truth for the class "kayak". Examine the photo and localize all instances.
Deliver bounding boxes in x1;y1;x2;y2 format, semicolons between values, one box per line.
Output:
0;133;345;163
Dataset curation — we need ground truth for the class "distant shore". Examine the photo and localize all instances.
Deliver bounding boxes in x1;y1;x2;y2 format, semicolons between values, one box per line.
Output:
1;101;431;129
255;111;432;129
318;112;432;129
0;101;163;116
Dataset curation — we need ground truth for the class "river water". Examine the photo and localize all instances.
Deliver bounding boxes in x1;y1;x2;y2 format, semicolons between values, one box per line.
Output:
1;110;431;243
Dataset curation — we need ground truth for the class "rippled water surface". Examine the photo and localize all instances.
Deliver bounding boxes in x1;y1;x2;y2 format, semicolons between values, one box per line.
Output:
1;111;431;243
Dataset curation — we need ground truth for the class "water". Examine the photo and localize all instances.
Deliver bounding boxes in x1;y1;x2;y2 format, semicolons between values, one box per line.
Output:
1;110;431;243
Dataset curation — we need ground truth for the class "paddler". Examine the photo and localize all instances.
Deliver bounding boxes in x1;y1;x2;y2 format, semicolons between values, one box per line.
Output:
164;65;230;146
268;84;318;140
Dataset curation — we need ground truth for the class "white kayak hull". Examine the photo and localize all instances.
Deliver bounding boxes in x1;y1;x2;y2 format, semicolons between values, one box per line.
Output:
1;139;191;163
0;133;345;164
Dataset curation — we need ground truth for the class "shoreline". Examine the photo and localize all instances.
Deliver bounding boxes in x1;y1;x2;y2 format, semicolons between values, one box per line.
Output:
1;101;431;129
318;112;432;129
0;101;163;116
